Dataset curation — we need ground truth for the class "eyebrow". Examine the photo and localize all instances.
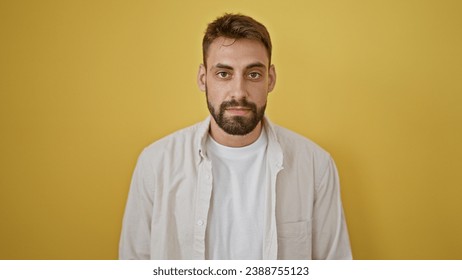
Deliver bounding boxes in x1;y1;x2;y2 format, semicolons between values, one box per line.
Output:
245;62;266;69
213;62;267;70
214;63;234;70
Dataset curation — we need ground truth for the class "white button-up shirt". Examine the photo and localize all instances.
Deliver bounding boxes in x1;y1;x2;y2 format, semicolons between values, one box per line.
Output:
119;117;352;259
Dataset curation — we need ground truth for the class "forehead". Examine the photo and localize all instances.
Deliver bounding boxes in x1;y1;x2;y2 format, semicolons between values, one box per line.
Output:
206;37;269;68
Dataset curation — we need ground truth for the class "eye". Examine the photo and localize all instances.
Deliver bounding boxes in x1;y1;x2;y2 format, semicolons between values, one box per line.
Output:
248;72;262;79
217;71;231;79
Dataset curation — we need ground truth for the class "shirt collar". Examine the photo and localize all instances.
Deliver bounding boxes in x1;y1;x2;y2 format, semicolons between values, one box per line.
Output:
262;117;284;171
195;116;211;164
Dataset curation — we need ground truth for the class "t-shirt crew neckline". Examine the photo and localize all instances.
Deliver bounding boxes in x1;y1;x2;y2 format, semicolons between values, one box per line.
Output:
206;128;268;160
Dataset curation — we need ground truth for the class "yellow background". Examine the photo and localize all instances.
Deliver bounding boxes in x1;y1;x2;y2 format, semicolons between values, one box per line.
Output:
1;0;461;259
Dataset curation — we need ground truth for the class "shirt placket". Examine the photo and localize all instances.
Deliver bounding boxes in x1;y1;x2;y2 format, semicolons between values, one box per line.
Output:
263;124;284;260
192;157;213;259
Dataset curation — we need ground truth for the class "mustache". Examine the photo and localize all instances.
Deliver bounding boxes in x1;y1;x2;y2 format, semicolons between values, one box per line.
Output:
220;99;257;112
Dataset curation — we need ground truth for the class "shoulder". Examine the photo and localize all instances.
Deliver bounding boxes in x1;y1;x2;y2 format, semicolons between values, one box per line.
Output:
269;122;337;189
138;119;208;165
271;123;331;161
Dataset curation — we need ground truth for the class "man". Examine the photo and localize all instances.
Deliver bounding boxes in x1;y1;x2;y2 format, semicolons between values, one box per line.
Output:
119;13;352;260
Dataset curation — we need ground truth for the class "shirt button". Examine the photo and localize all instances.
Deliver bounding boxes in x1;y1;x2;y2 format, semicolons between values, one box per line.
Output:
197;220;204;226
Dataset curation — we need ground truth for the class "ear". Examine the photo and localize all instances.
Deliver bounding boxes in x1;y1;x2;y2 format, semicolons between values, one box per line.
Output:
197;64;207;92
268;64;276;93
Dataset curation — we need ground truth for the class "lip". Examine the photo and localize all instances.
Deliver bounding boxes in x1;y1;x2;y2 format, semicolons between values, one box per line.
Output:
225;107;251;116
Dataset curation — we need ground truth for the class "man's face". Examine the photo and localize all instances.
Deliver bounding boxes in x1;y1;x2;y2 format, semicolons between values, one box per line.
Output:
198;37;276;136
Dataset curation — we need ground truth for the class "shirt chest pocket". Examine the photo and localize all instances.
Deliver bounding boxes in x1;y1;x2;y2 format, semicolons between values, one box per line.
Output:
277;221;312;260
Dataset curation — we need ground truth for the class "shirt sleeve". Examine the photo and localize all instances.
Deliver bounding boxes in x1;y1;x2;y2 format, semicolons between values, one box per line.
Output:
119;151;153;259
312;157;352;259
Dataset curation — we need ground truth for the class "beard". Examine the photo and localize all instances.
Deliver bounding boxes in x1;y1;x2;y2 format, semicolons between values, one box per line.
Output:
206;91;266;136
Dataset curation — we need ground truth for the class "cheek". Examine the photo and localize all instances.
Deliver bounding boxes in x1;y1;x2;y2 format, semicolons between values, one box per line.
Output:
250;84;270;103
206;81;228;100
256;95;269;107
205;86;223;107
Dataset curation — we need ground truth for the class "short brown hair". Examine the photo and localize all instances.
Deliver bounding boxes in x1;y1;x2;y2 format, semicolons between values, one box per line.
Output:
202;13;272;67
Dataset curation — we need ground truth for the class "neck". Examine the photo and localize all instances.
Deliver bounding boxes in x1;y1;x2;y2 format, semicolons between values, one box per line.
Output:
209;118;263;148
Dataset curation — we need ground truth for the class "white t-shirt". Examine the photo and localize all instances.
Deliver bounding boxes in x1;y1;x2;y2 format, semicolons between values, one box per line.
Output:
205;129;268;259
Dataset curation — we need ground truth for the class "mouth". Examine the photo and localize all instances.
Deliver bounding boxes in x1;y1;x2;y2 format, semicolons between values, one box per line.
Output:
225;107;252;116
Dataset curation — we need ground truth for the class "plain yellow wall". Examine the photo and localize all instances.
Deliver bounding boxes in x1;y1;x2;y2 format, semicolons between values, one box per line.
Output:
1;0;461;259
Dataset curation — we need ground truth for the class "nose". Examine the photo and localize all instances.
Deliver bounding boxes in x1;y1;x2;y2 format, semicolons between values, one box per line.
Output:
230;75;248;99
